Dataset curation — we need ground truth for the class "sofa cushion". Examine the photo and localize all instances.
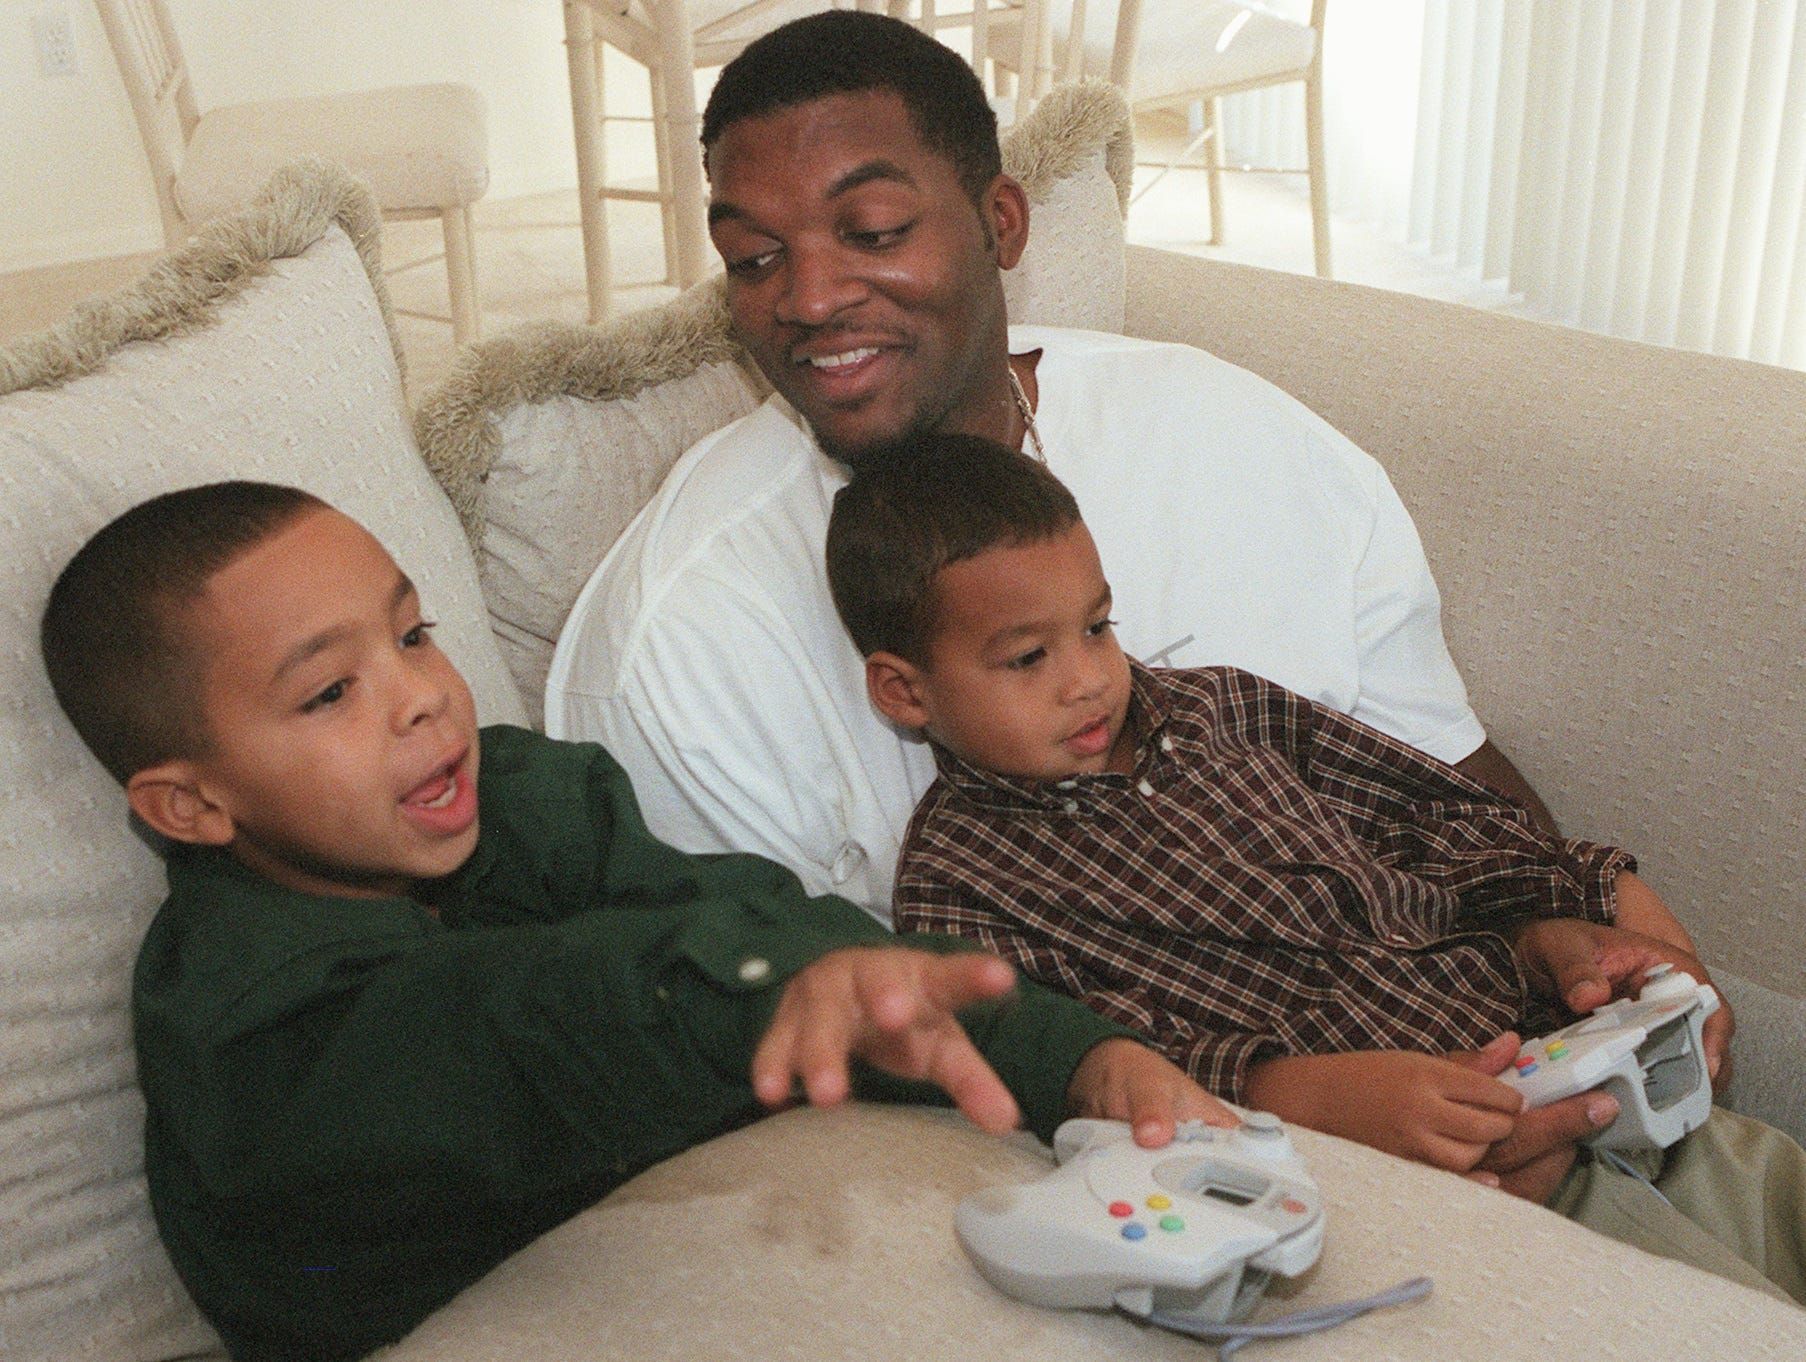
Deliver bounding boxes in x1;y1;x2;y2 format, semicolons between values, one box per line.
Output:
415;81;1134;726
379;1102;1806;1359
0;161;524;1362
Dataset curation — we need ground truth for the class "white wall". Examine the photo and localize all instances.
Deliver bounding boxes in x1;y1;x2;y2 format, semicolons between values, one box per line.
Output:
0;0;579;273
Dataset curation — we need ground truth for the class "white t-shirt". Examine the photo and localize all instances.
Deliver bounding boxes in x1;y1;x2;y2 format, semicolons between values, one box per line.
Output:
546;326;1485;919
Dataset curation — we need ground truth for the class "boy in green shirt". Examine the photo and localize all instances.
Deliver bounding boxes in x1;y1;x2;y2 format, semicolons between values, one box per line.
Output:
40;481;1233;1361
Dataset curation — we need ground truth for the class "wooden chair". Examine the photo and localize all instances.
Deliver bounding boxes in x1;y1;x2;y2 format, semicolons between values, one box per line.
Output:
93;0;489;342
990;0;1331;278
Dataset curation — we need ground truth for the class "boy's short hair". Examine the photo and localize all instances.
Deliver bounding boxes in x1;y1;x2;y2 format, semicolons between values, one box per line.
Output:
700;11;1002;206
40;481;326;783
826;432;1081;664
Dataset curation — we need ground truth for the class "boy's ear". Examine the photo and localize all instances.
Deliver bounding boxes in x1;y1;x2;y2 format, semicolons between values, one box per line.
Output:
126;761;235;847
865;651;931;730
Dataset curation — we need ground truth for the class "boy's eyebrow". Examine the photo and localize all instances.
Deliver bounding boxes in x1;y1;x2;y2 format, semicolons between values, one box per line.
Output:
269;573;417;686
707;158;918;227
982;587;1113;653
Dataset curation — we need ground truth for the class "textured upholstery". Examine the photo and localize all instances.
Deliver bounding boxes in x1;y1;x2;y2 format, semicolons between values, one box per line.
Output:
1124;243;1806;1148
176;84;488;221
381;1103;1806;1359
0;168;522;1362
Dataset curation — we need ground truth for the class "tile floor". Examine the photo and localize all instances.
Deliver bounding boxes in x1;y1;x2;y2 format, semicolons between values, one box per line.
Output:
1;110;1523;403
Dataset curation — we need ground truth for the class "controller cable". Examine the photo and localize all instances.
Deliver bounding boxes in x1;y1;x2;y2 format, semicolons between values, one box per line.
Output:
1136;1275;1434;1358
1593;1147;1674;1208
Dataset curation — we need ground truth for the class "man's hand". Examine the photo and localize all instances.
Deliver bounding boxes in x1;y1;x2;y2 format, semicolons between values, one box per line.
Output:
750;947;1022;1134
1243;1044;1524;1172
1513;883;1735;1091
1064;1037;1239;1148
1451;1029;1622;1202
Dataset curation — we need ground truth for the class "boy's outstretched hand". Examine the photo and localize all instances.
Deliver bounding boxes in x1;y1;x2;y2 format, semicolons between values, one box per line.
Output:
751;947;1025;1134
750;948;1239;1142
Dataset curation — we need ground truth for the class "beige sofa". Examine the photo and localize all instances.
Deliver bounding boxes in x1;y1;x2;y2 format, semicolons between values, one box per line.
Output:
2;89;1802;1360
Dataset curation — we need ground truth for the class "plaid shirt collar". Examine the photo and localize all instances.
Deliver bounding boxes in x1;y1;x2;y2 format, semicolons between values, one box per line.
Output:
929;660;1176;813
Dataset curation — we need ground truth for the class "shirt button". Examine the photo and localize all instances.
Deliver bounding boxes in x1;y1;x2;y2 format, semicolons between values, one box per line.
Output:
1062;799;1080;814
1137;778;1156;797
1160;735;1174;753
1055;779;1078;790
737;957;772;984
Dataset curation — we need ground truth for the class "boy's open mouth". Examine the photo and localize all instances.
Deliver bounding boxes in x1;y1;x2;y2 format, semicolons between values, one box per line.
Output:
400;749;477;835
1066;716;1114;757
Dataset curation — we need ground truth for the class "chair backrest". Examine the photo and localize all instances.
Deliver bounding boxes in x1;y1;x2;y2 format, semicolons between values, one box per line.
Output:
1011;0;1327;112
92;0;199;245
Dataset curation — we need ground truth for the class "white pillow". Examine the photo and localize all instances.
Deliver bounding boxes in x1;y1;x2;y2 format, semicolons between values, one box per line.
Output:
415;81;1135;727
0;163;523;1362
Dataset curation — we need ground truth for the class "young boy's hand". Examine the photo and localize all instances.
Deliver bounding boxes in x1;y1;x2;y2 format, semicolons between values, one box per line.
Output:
1244;1042;1524;1173
750;947;1023;1134
1512;878;1735;1092
1064;1037;1240;1148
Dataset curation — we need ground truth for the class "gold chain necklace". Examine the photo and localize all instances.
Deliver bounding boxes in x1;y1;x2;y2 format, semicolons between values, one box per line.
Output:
1008;364;1046;463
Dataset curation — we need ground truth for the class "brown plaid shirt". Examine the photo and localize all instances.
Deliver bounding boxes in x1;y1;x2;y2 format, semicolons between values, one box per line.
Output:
893;663;1632;1103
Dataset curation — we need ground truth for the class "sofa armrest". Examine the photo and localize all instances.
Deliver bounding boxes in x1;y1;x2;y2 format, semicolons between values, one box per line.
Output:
381;1103;1806;1359
1125;245;1806;1144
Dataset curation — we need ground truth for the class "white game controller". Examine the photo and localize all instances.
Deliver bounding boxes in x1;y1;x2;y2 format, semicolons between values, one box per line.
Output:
1500;963;1720;1151
955;1114;1324;1327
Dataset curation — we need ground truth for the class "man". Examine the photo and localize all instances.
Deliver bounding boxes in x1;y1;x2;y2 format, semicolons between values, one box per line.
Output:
546;11;1731;1202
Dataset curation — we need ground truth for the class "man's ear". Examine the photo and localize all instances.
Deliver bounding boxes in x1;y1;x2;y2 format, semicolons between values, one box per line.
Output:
984;174;1031;271
126;761;235;847
865;651;932;731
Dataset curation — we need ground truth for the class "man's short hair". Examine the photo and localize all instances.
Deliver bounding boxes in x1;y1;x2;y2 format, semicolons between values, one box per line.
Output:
826;432;1081;664
701;11;1003;205
41;481;326;783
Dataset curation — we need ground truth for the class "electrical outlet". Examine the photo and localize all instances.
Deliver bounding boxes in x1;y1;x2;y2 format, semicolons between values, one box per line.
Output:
33;6;80;79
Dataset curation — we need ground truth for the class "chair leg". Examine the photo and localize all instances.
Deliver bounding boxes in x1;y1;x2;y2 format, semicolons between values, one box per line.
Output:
648;63;682;288
1203;96;1225;247
651;0;709;290
442;206;481;345
564;0;611;323
1304;70;1332;278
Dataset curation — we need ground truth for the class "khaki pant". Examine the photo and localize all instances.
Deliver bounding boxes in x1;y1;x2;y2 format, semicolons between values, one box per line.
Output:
1549;1107;1806;1306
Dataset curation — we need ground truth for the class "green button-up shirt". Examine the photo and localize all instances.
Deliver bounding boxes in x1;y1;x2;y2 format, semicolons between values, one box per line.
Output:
135;726;1131;1360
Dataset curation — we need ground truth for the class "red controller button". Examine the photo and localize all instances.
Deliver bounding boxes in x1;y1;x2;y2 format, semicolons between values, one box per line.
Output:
1514;1054;1537;1070
1108;1201;1134;1218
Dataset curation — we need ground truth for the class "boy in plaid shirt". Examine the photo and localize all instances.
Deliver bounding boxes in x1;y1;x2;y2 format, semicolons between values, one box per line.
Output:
825;431;1806;1305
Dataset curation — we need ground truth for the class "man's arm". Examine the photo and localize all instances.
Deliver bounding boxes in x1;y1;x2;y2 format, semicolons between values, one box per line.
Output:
1455;736;1559;834
548;558;911;915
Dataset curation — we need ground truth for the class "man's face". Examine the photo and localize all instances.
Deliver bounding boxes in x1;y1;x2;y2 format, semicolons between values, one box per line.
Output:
180;507;481;898
910;522;1135;781
706;89;1028;466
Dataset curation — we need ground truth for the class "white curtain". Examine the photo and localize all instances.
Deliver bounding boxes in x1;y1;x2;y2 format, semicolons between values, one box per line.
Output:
1217;0;1806;368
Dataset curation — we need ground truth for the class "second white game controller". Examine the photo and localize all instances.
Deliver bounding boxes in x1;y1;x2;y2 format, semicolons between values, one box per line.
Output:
955;1114;1324;1327
1499;964;1719;1151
